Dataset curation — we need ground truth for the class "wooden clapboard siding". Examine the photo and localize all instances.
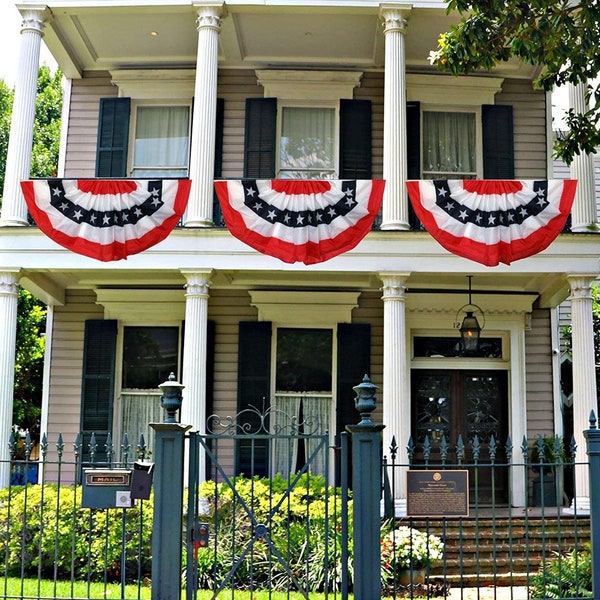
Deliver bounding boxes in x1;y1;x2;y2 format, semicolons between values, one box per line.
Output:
207;288;258;474
495;79;547;180
355;72;384;179
44;289;104;482
352;291;384;423
63;72;117;178
218;69;264;179
525;308;555;436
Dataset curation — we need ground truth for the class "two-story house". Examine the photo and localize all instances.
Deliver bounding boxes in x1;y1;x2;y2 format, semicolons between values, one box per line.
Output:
0;0;598;516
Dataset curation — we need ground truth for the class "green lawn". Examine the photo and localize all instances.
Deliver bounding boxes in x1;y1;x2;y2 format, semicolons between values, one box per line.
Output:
0;578;352;600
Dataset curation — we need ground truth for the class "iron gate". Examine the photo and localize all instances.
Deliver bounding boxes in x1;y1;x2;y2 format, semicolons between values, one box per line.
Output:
184;406;350;599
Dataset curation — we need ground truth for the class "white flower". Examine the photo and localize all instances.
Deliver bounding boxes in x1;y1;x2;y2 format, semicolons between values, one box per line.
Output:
381;526;444;569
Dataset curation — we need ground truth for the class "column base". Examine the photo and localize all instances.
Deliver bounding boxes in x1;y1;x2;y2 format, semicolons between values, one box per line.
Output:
379;220;410;231
570;223;599;233
0;218;29;227
184;219;215;228
381;497;407;518
563;496;590;515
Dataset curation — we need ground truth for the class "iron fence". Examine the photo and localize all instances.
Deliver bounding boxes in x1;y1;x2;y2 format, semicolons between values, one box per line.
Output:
2;423;599;600
381;431;594;600
1;431;152;600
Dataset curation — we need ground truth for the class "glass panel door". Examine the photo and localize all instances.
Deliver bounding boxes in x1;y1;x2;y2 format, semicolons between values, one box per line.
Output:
411;370;509;504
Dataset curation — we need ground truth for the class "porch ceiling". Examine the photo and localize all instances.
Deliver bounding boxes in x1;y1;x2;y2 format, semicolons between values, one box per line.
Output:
19;267;569;310
38;2;539;79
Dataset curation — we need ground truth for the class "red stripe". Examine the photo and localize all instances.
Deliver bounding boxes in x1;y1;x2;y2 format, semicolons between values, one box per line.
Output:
270;180;332;194
76;180;138;194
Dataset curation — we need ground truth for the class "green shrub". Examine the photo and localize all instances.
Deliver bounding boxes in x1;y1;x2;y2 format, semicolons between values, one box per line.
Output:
530;547;592;598
194;473;351;593
0;484;152;583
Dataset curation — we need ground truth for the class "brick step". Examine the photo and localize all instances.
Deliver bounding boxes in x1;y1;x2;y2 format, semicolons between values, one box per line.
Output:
429;573;532;587
432;555;563;573
402;517;590;579
444;540;582;555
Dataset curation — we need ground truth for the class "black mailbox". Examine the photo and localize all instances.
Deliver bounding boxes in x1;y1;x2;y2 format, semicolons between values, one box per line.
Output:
130;461;154;500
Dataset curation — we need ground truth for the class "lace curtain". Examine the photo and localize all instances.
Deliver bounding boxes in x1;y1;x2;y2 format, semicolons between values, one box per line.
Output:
272;392;332;478
122;391;163;454
423;111;476;178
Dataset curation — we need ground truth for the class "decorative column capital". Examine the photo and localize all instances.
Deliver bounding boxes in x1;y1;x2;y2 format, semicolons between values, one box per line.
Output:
19;7;50;36
182;269;213;297
379;272;410;300
0;272;20;297
567;274;598;301
194;3;226;31
379;4;411;34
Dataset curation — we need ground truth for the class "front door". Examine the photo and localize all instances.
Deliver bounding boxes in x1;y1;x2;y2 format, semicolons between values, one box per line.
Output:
411;369;509;504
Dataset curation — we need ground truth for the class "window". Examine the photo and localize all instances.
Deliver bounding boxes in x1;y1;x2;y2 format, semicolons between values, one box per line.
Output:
122;326;179;389
278;107;336;179
131;105;190;177
273;328;333;478
121;326;180;451
422;111;476;179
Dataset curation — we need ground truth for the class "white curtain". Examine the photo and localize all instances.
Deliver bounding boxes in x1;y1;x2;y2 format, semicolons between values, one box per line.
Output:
122;391;163;455
272;392;331;478
133;106;189;176
279;107;335;178
423;111;476;178
303;394;331;477
272;394;301;478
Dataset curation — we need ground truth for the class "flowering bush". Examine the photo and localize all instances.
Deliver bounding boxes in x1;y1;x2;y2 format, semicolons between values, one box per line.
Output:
381;525;444;571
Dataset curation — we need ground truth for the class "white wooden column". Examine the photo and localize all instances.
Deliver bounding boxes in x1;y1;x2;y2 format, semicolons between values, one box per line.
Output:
379;5;411;231
0;9;47;227
0;272;19;487
567;274;599;513
567;84;598;232
180;270;212;482
186;3;225;227
380;272;411;515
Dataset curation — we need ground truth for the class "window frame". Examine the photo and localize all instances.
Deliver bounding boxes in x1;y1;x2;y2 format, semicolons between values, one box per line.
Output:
270;323;338;480
420;105;483;179
128;100;192;178
113;321;183;448
276;101;340;179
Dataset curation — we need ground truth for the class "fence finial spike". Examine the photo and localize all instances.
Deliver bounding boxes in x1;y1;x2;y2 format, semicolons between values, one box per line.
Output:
589;410;597;429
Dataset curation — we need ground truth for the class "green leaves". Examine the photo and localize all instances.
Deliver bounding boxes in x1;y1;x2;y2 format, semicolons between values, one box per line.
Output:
431;0;600;162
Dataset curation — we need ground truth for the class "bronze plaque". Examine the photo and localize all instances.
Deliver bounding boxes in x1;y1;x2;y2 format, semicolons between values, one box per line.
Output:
406;470;469;517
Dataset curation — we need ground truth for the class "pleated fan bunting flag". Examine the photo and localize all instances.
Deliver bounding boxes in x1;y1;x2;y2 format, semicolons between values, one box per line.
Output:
214;179;385;265
21;178;191;261
406;179;577;266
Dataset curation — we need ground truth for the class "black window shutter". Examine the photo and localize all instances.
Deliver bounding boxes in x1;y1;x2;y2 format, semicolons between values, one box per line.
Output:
96;97;131;177
406;101;423;230
236;321;272;476
244;98;276;178
80;320;117;466
336;323;371;486
482;104;514;179
214;98;225;178
339;99;372;179
213;98;226;226
205;320;216;421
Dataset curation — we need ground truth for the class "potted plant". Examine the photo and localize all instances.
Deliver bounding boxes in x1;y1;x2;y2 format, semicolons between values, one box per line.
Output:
380;524;444;587
529;434;567;506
